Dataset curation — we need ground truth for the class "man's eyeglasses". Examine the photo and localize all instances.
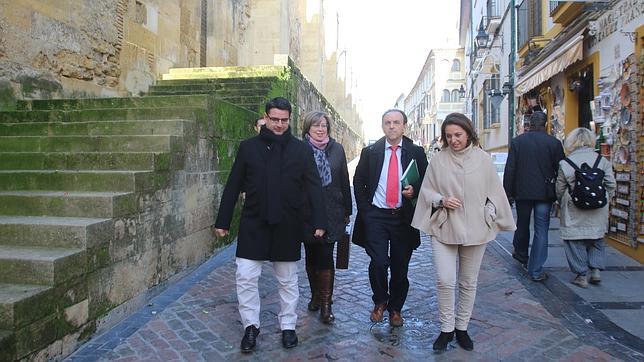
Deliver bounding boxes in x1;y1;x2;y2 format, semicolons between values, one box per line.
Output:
268;117;290;124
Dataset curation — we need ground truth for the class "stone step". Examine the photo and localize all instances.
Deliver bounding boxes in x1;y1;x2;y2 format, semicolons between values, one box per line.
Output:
0;152;174;171
148;84;272;94
0;216;110;248
0;281;84;360
15;95;208;111
0;107;203;123
167;65;283;75
155;76;276;86
0;245;85;285
0;191;137;218
0;135;182;153
0;170;165;192
0;329;14;361
161;68;283;80
0;283;52;330
0;119;191;137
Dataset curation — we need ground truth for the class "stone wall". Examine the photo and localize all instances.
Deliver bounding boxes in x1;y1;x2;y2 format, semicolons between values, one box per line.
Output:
0;0;203;103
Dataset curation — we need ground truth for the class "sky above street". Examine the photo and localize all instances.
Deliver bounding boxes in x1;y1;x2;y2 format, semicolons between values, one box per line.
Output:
308;0;461;142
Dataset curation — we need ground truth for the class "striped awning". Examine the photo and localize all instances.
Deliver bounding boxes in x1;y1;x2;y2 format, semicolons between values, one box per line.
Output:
514;31;584;96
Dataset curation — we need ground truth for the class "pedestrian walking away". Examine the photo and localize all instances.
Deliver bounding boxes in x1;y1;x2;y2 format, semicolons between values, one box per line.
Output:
352;109;428;328
411;113;515;352
556;127;616;288
214;97;327;353
300;110;353;324
503;111;565;281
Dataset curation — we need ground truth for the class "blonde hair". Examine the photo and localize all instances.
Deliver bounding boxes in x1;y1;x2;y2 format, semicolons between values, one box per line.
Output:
301;111;332;138
564;127;595;153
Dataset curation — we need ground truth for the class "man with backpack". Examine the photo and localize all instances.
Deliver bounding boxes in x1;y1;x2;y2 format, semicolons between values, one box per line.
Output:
555;127;616;288
504;111;565;281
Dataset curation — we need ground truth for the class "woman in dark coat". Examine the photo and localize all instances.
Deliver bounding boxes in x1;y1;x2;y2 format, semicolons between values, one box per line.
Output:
301;111;352;324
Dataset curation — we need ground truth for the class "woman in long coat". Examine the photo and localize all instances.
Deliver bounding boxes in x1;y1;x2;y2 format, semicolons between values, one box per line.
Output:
556;127;616;288
301;111;352;324
412;113;515;352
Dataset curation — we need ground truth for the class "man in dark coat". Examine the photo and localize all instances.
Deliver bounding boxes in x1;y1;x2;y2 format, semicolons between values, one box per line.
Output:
503;111;564;282
214;97;327;352
352;109;428;327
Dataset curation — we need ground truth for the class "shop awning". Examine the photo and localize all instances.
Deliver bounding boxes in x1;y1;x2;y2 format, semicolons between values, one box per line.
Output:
514;31;584;96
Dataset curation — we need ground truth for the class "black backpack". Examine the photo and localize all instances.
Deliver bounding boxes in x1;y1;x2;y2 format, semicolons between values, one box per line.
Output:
563;155;607;210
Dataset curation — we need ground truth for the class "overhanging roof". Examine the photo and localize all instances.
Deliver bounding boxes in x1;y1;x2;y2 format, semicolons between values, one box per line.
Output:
514;31;584;96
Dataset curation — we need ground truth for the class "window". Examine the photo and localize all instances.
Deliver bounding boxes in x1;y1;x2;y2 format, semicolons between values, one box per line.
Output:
451;89;460;103
483;75;501;129
451;59;461;72
441;89;451;103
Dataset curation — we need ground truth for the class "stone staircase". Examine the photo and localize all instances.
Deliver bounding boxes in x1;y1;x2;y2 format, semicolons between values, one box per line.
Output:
0;89;262;360
0;96;198;360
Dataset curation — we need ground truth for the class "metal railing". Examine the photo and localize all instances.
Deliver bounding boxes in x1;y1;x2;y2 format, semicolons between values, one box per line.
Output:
549;1;563;15
487;0;502;22
517;0;543;50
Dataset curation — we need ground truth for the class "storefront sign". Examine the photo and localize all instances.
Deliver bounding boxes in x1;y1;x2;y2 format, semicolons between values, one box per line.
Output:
591;0;643;44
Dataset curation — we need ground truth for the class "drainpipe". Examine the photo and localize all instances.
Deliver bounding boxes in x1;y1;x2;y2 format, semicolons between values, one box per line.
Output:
508;0;516;146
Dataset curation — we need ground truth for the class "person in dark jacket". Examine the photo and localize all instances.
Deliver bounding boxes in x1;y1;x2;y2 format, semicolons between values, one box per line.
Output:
352;109;428;327
503;111;564;281
214;97;327;353
300;111;352;324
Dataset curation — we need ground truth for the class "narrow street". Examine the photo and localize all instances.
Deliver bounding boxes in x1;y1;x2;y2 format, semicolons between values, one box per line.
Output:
67;218;644;361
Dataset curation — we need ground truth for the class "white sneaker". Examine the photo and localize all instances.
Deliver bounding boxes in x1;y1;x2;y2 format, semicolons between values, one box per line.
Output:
571;274;588;288
589;269;601;284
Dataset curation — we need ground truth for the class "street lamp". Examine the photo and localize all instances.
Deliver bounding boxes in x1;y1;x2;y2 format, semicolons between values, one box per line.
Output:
501;80;513;95
475;22;489;49
459;85;466;98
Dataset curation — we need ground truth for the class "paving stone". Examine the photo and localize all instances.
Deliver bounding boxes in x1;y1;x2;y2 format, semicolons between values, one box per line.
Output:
67;229;644;362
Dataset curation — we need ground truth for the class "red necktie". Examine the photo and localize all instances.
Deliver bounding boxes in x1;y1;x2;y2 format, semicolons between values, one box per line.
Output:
386;145;399;208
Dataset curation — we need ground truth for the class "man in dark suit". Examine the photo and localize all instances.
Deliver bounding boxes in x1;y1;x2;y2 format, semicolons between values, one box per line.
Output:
215;97;327;352
352;109;428;327
503;111;564;281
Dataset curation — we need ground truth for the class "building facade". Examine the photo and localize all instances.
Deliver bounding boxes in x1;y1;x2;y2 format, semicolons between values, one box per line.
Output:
460;0;643;261
0;0;362;136
404;49;465;152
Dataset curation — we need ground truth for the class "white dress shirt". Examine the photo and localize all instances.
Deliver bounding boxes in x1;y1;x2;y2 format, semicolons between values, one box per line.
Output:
372;140;403;209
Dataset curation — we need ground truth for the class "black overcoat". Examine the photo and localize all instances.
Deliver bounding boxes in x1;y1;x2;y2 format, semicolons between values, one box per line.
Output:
301;138;353;242
215;130;327;261
503;130;565;201
351;136;428;249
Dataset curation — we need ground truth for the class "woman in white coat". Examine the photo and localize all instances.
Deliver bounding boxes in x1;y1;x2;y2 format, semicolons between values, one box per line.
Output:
412;113;515;352
556;127;616;288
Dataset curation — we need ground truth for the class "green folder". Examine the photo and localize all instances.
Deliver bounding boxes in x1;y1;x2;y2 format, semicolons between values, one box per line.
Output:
401;159;420;206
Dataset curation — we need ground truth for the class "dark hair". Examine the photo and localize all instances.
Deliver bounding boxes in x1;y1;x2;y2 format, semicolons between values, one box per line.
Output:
265;97;292;115
381;109;408;124
530;111;547;129
301;111;332;138
440;112;479;149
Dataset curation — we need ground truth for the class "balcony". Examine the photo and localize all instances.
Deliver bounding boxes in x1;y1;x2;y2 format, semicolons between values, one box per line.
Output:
486;0;502;35
517;0;545;58
549;1;584;26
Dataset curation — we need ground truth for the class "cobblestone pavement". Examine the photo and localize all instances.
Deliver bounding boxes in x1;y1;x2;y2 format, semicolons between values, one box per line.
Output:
68;229;644;361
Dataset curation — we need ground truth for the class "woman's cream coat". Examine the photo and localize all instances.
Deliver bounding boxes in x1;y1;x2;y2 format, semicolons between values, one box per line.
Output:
555;147;616;240
411;145;516;245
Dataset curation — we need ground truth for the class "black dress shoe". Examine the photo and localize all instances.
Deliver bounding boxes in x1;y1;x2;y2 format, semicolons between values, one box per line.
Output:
455;329;473;351
240;325;259;353
281;329;298;349
512;252;528;267
432;331;454;352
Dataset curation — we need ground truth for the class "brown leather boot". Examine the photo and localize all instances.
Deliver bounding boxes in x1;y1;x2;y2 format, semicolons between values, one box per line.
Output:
306;266;320;311
318;269;335;324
